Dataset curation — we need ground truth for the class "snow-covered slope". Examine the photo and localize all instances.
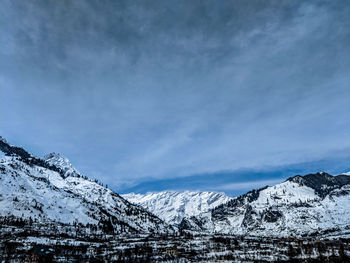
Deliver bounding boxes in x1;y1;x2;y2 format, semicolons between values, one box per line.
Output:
180;172;350;237
123;191;232;225
0;136;173;235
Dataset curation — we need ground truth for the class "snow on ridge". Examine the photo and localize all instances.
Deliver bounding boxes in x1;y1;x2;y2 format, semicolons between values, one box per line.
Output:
180;173;350;237
0;157;173;234
0;136;8;144
43;152;80;177
122;190;232;225
0;137;173;235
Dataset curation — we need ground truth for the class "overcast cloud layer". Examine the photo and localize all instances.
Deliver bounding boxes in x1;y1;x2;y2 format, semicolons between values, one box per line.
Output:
1;0;350;191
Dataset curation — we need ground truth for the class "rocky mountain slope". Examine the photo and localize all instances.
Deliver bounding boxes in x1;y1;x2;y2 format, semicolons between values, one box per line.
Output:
180;171;350;237
0;136;173;235
123;191;232;225
43;152;81;178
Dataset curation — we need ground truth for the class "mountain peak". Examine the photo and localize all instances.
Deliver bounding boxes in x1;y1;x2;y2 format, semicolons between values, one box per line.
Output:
287;171;350;198
43;152;80;178
0;136;8;144
288;172;332;184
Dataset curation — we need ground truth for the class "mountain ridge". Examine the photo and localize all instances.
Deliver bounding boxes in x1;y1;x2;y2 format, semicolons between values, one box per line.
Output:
0;136;174;235
179;172;350;238
123;190;232;225
2;136;350;239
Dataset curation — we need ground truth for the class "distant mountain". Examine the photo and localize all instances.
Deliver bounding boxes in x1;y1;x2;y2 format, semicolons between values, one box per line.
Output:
0;136;173;235
180;171;350;238
123;191;232;225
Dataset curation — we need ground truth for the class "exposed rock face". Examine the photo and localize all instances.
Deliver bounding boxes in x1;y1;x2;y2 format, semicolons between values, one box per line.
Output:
43;152;81;178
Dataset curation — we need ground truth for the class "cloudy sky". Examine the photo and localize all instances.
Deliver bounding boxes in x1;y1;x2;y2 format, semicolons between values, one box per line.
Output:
1;0;350;195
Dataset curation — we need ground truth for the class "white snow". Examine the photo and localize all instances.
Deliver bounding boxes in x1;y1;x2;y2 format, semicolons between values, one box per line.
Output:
0;153;172;234
183;175;350;237
0;148;5;158
122;191;232;225
43;153;81;177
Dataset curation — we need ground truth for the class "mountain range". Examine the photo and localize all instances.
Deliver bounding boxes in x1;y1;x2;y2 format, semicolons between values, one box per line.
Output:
1;136;350;239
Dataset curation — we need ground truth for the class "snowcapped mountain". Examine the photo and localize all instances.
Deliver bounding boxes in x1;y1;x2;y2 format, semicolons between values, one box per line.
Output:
0;136;173;235
2;136;350;240
123;191;232;225
180;172;350;237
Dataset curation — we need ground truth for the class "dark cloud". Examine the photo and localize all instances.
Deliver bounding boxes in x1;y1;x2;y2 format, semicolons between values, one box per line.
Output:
1;0;350;189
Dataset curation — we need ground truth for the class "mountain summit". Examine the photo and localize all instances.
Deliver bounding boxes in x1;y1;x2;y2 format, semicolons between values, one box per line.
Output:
288;172;350;198
43;152;80;178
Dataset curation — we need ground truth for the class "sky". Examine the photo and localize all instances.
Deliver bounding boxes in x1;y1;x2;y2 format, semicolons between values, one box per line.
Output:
1;0;350;196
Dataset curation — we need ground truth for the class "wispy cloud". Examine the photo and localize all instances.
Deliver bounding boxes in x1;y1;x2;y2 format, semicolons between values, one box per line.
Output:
214;179;284;191
1;1;349;188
